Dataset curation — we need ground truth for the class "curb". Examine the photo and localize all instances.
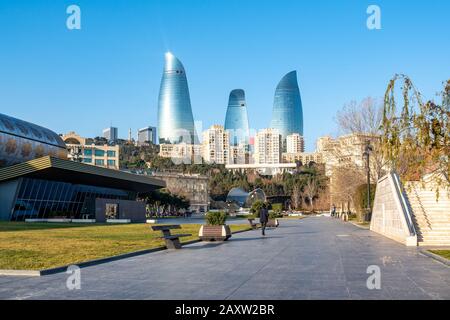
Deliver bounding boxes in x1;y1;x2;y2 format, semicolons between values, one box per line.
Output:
349;222;370;230
420;250;450;267
0;270;42;277
0;228;253;277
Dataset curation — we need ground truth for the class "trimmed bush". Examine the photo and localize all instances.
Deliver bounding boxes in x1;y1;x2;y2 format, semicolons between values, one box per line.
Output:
250;200;265;215
272;203;283;213
205;211;227;226
269;212;282;219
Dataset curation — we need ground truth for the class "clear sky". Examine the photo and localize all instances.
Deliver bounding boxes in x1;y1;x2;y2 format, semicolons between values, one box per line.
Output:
0;0;449;151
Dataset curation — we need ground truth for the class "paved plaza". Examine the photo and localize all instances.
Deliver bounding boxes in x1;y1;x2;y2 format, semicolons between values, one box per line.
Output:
1;217;449;300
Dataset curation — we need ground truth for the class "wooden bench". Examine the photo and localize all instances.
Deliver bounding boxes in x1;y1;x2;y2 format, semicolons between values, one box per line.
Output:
248;218;258;230
151;225;192;249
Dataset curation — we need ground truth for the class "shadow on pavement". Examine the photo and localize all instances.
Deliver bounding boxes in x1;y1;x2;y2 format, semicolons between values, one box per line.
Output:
230;236;283;241
183;243;224;250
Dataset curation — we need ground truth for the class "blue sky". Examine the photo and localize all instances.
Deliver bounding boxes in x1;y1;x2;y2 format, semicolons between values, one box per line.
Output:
0;0;449;151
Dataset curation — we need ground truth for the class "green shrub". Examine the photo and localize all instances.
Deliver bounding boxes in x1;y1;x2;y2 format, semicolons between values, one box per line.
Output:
272;203;283;213
250;200;265;215
206;211;227;225
269;212;282;219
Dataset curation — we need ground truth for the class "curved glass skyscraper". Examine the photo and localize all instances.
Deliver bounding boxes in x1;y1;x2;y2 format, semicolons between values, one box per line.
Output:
270;71;303;148
224;89;250;146
158;52;198;144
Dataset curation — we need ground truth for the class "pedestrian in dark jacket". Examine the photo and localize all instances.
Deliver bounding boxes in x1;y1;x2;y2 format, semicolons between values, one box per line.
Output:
260;205;269;236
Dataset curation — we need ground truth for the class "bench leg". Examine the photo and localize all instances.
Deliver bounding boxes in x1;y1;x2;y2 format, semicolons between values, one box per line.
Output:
165;238;182;249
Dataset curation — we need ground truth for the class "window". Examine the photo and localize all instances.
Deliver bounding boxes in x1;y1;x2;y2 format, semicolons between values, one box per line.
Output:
95;159;105;166
83;158;92;163
94;149;105;157
84;149;92;156
107;160;116;167
107;150;116;157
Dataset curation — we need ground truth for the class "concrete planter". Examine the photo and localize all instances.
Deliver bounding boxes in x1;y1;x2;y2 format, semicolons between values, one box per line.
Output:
266;219;279;227
199;225;232;241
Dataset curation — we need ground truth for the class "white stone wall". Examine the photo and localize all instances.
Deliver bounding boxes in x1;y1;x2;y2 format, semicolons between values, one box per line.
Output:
370;174;417;246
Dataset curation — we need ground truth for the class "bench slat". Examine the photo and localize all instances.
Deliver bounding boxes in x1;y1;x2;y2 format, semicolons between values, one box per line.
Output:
151;225;181;231
163;234;192;240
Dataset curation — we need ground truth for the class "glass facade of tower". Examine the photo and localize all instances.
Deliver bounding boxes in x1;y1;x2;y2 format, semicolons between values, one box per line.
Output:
157;53;199;144
270;71;304;149
224;89;250;146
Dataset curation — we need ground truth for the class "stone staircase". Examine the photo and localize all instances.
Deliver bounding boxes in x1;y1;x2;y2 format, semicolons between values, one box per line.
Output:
404;182;450;247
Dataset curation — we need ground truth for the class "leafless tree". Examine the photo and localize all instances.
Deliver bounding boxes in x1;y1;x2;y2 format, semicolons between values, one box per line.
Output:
304;177;319;211
335;97;383;135
333;97;387;182
330;164;366;216
291;185;302;210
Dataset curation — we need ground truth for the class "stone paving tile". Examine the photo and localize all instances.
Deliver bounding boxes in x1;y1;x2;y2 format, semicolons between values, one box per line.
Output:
0;217;449;300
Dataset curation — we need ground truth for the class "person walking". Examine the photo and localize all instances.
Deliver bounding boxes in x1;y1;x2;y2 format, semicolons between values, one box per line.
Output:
260;203;269;236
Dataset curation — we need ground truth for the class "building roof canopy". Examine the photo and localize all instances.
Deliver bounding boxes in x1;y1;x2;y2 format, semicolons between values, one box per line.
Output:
0;156;165;193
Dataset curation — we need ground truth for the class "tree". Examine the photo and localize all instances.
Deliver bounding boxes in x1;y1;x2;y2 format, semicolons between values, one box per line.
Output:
336;97;383;135
304;177;319;211
334;97;387;182
143;190;190;216
291;185;303;210
330;164;365;214
382;75;450;193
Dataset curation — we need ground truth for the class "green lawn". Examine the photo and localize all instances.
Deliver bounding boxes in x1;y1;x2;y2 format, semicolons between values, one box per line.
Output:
430;250;450;260
0;222;250;270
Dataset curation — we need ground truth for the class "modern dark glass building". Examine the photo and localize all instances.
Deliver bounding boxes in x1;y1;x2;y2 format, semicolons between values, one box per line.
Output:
224;89;250;146
0;114;165;222
0;113;68;167
157;52;199;144
0;156;165;221
270;71;304;149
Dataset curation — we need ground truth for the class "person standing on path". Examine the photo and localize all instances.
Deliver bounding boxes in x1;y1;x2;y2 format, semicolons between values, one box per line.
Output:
260;204;269;236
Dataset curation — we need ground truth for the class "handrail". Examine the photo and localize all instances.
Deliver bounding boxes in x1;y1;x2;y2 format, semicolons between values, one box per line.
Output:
391;172;416;236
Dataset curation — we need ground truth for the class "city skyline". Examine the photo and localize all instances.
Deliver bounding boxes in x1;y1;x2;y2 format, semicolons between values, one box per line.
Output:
1;1;449;151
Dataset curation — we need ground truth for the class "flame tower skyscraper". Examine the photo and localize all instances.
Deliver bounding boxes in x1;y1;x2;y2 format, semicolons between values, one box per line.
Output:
224;89;250;146
270;71;304;150
157;52;198;144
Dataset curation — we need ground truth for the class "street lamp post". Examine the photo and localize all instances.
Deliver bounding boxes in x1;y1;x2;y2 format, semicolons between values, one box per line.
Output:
363;140;373;222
